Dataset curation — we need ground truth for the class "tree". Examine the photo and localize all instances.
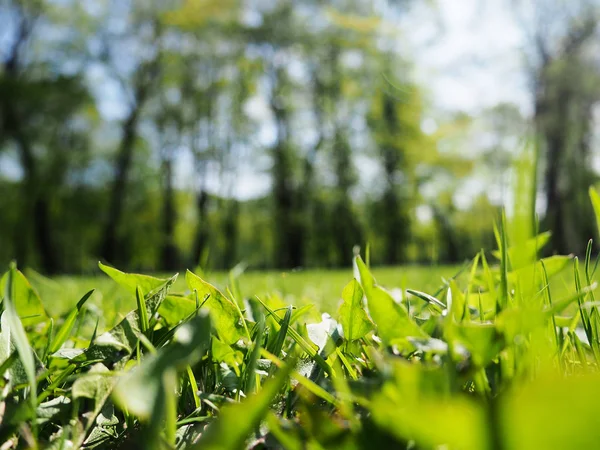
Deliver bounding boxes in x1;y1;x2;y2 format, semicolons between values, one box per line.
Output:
98;3;165;265
154;99;182;271
163;0;249;270
513;0;600;254
0;0;94;273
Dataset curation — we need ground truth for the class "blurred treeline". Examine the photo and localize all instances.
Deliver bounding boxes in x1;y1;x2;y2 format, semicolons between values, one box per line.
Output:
0;0;599;273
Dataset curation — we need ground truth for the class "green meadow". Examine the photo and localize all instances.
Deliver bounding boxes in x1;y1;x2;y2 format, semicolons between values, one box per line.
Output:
4;197;600;449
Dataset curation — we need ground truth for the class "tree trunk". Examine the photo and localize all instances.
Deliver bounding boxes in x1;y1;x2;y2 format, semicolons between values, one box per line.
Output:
192;189;210;267
160;155;179;271
3;97;59;273
381;94;407;265
272;140;300;268
331;129;360;267
222;199;239;269
100;107;140;264
432;205;460;263
539;80;570;255
270;67;302;269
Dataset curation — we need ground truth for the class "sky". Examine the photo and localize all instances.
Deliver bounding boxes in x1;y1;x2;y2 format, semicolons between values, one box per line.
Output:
406;0;529;116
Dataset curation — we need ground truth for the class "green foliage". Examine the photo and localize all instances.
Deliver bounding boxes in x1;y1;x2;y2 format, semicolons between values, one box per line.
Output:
0;267;47;326
355;255;426;342
194;358;295;450
5;196;600;449
112;311;211;419
48;289;93;354
338;279;374;341
185;270;247;344
0;265;38;422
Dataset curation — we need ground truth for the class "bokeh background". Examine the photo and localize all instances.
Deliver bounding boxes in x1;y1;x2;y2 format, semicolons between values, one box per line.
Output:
1;0;599;274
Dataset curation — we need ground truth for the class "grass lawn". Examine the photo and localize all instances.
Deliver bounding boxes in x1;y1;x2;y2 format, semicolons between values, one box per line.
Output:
5;249;600;448
26;264;461;328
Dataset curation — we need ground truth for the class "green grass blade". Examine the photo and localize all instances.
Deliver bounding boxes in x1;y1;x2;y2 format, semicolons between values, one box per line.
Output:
193;357;295;450
42;318;53;362
49;289;94;354
245;316;265;395
186;365;201;409
268;305;292;359
262;349;339;406
585;239;597;306
136;285;149;334
540;261;561;353
113;311;211;420
498;212;510;311
256;296;332;376
2;264;37;435
589;186;600;239
406;289;446;314
569;331;588;372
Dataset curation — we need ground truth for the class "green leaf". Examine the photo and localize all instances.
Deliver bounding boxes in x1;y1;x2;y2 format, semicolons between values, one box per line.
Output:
355;256;427;342
0;268;47;326
36;396;71;426
185;270;246;345
590;186;600;240
193;357;295;450
72;363;114;403
159;293;197;325
338;279;374;341
69;363;117;448
1;266;37;414
0;267;37;399
212;337;243;374
0;313;29;387
72;275;177;369
112;311;211;420
98;262;171;295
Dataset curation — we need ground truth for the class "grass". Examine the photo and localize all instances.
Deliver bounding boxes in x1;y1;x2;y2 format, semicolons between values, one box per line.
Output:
4;187;600;448
26;265;460;329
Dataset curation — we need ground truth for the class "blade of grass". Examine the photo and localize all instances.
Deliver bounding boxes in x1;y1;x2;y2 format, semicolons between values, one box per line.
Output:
540;260;561;366
3;264;37;435
464;253;481;322
261;349;339;407
498;212;510;311
136;285;149;335
268;306;291;359
186;366;201;409
406;289;446;314
49;289;94;354
256;296;332;376
193;356;295;450
245;316;265;395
